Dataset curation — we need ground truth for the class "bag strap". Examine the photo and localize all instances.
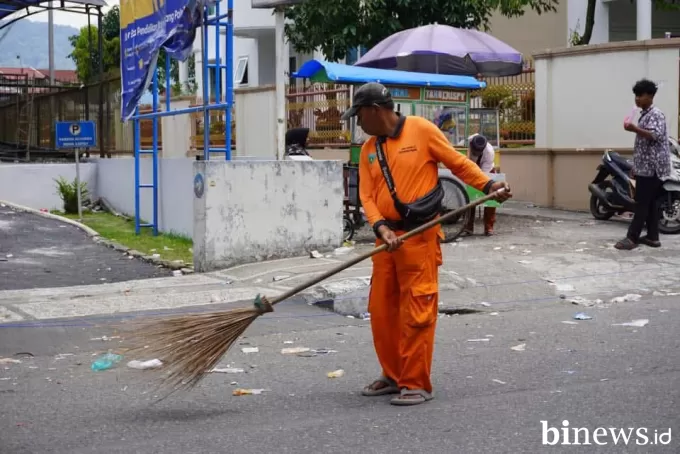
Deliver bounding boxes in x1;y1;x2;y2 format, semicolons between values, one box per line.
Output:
375;137;401;204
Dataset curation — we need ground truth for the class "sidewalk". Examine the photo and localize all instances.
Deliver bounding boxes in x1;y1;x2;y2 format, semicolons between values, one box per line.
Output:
3;200;678;323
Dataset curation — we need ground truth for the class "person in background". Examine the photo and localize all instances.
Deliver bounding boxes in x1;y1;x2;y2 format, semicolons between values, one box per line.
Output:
342;82;511;406
463;134;497;236
615;79;671;250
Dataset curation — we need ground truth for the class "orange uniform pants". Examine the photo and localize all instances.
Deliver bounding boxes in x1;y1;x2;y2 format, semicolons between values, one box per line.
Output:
368;226;442;394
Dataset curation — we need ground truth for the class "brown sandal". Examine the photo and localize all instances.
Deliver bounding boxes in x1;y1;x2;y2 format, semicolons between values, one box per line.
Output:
614;238;638;250
639;236;661;248
361;376;399;396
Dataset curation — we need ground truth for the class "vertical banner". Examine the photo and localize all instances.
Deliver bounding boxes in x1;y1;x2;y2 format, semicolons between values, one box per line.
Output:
120;0;213;121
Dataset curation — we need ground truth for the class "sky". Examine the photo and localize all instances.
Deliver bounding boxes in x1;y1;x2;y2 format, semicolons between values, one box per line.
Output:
28;0;119;29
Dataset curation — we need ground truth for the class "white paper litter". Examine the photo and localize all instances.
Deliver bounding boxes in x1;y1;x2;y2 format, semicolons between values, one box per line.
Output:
241;347;259;353
210;367;244;374
561;321;578;325
492;379;507;385
467;338;490;342
510;343;526;351
612;319;649;327
517;260;531;264
309;250;323;259
0;358;21;364
554;283;575;292
127;359;163;370
281;347;311;354
480;302;492;307
610;294;642;304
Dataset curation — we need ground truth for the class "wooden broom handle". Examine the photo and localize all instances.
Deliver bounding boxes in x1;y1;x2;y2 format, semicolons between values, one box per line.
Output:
268;187;507;306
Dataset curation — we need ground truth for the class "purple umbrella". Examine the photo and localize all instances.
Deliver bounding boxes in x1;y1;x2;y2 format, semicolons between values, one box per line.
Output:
355;24;523;77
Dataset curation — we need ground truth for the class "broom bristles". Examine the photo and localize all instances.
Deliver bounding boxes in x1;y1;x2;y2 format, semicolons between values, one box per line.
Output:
123;305;265;394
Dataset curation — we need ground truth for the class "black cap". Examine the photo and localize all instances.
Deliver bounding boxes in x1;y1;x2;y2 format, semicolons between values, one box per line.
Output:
341;82;394;121
470;134;488;152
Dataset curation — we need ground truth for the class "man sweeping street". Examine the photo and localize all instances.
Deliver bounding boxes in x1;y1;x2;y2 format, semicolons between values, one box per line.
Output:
342;83;512;406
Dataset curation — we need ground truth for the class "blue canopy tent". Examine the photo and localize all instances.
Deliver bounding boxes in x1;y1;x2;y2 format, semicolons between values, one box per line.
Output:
292;59;486;89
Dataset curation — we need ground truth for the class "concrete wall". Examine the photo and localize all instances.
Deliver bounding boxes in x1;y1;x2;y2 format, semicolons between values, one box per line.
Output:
0;163;97;211
534;39;680;150
193;160;344;272
500;148;634;211
96;157;194;238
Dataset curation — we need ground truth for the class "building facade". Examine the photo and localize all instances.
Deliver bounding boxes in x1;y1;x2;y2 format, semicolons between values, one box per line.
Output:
488;0;680;59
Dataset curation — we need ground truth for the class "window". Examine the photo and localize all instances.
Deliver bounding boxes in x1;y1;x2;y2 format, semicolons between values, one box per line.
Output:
234;56;249;86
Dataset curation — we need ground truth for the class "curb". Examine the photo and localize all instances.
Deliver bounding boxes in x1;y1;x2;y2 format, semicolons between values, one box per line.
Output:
0;200;101;237
0;200;194;275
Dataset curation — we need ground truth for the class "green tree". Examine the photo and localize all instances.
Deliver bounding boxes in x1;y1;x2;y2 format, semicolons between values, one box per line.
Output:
68;6;121;82
284;0;559;62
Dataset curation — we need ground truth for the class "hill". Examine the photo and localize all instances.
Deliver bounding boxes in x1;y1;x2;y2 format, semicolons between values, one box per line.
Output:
0;19;78;69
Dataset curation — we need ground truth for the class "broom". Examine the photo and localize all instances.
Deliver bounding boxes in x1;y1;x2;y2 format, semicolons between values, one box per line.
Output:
124;187;508;393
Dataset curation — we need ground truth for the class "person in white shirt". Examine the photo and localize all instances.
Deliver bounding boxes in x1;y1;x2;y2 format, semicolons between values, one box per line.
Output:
463;134;497;236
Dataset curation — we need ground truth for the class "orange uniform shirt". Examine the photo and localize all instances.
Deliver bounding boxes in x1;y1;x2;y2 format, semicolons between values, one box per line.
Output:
359;115;492;226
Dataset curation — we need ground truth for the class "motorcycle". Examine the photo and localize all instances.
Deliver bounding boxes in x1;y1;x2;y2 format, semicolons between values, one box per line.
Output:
587;137;680;234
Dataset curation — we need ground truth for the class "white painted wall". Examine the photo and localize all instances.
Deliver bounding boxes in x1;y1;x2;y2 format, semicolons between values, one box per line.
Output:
235;86;276;159
535;41;680;149
568;0;610;44
193;160;344;271
96;158;195;238
0;163;98;211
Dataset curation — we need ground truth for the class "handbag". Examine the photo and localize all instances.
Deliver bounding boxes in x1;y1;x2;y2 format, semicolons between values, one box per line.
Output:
375;137;444;229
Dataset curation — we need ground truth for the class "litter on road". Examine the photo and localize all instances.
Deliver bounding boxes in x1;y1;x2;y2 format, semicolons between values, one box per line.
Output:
612;319;649;327
610;294;642;304
281;347;310;355
492;379;507;385
127;359;163;370
510;343;526;351
241;347;259;353
210;367;244;374
232;388;267;396
327;369;345;378
0;358;22;365
91;353;123;371
467;338;490;342
573;312;593;320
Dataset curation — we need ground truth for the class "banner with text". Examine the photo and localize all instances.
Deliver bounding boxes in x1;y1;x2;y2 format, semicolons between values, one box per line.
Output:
120;0;213;121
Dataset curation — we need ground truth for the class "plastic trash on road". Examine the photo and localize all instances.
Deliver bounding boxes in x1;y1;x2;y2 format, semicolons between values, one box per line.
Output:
126;359;163;370
573;312;593;320
91;353;123;371
327;369;345;378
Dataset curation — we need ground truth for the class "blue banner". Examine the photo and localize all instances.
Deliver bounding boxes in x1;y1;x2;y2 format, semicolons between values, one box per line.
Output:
120;0;210;121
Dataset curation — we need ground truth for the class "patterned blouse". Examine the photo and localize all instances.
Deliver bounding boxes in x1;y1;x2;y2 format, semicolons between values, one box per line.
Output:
633;106;671;178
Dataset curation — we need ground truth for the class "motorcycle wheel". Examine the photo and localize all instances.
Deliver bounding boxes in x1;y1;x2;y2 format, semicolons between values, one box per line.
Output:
658;194;680;234
438;177;469;243
343;216;355;241
589;183;615;220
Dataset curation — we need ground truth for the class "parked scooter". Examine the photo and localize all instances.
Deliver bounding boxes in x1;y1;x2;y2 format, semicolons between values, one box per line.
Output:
587;137;680;234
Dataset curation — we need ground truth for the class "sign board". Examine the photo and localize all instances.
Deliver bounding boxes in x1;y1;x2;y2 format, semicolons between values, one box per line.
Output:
55;121;96;149
120;0;205;121
385;86;420;101
251;0;303;7
424;89;466;103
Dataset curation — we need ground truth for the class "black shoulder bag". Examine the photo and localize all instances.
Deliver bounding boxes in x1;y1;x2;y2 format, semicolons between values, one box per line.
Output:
375;137;444;230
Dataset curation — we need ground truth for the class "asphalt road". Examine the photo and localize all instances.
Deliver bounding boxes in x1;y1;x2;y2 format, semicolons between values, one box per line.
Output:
0;295;678;454
0;208;170;291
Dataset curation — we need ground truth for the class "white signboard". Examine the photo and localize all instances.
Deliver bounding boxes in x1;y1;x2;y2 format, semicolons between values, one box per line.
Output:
251;0;303;7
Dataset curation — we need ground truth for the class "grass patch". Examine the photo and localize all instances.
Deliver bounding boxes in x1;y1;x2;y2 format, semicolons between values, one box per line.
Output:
54;211;193;264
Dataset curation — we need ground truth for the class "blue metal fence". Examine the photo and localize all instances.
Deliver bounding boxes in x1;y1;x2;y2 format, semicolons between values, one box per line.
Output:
130;0;235;236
